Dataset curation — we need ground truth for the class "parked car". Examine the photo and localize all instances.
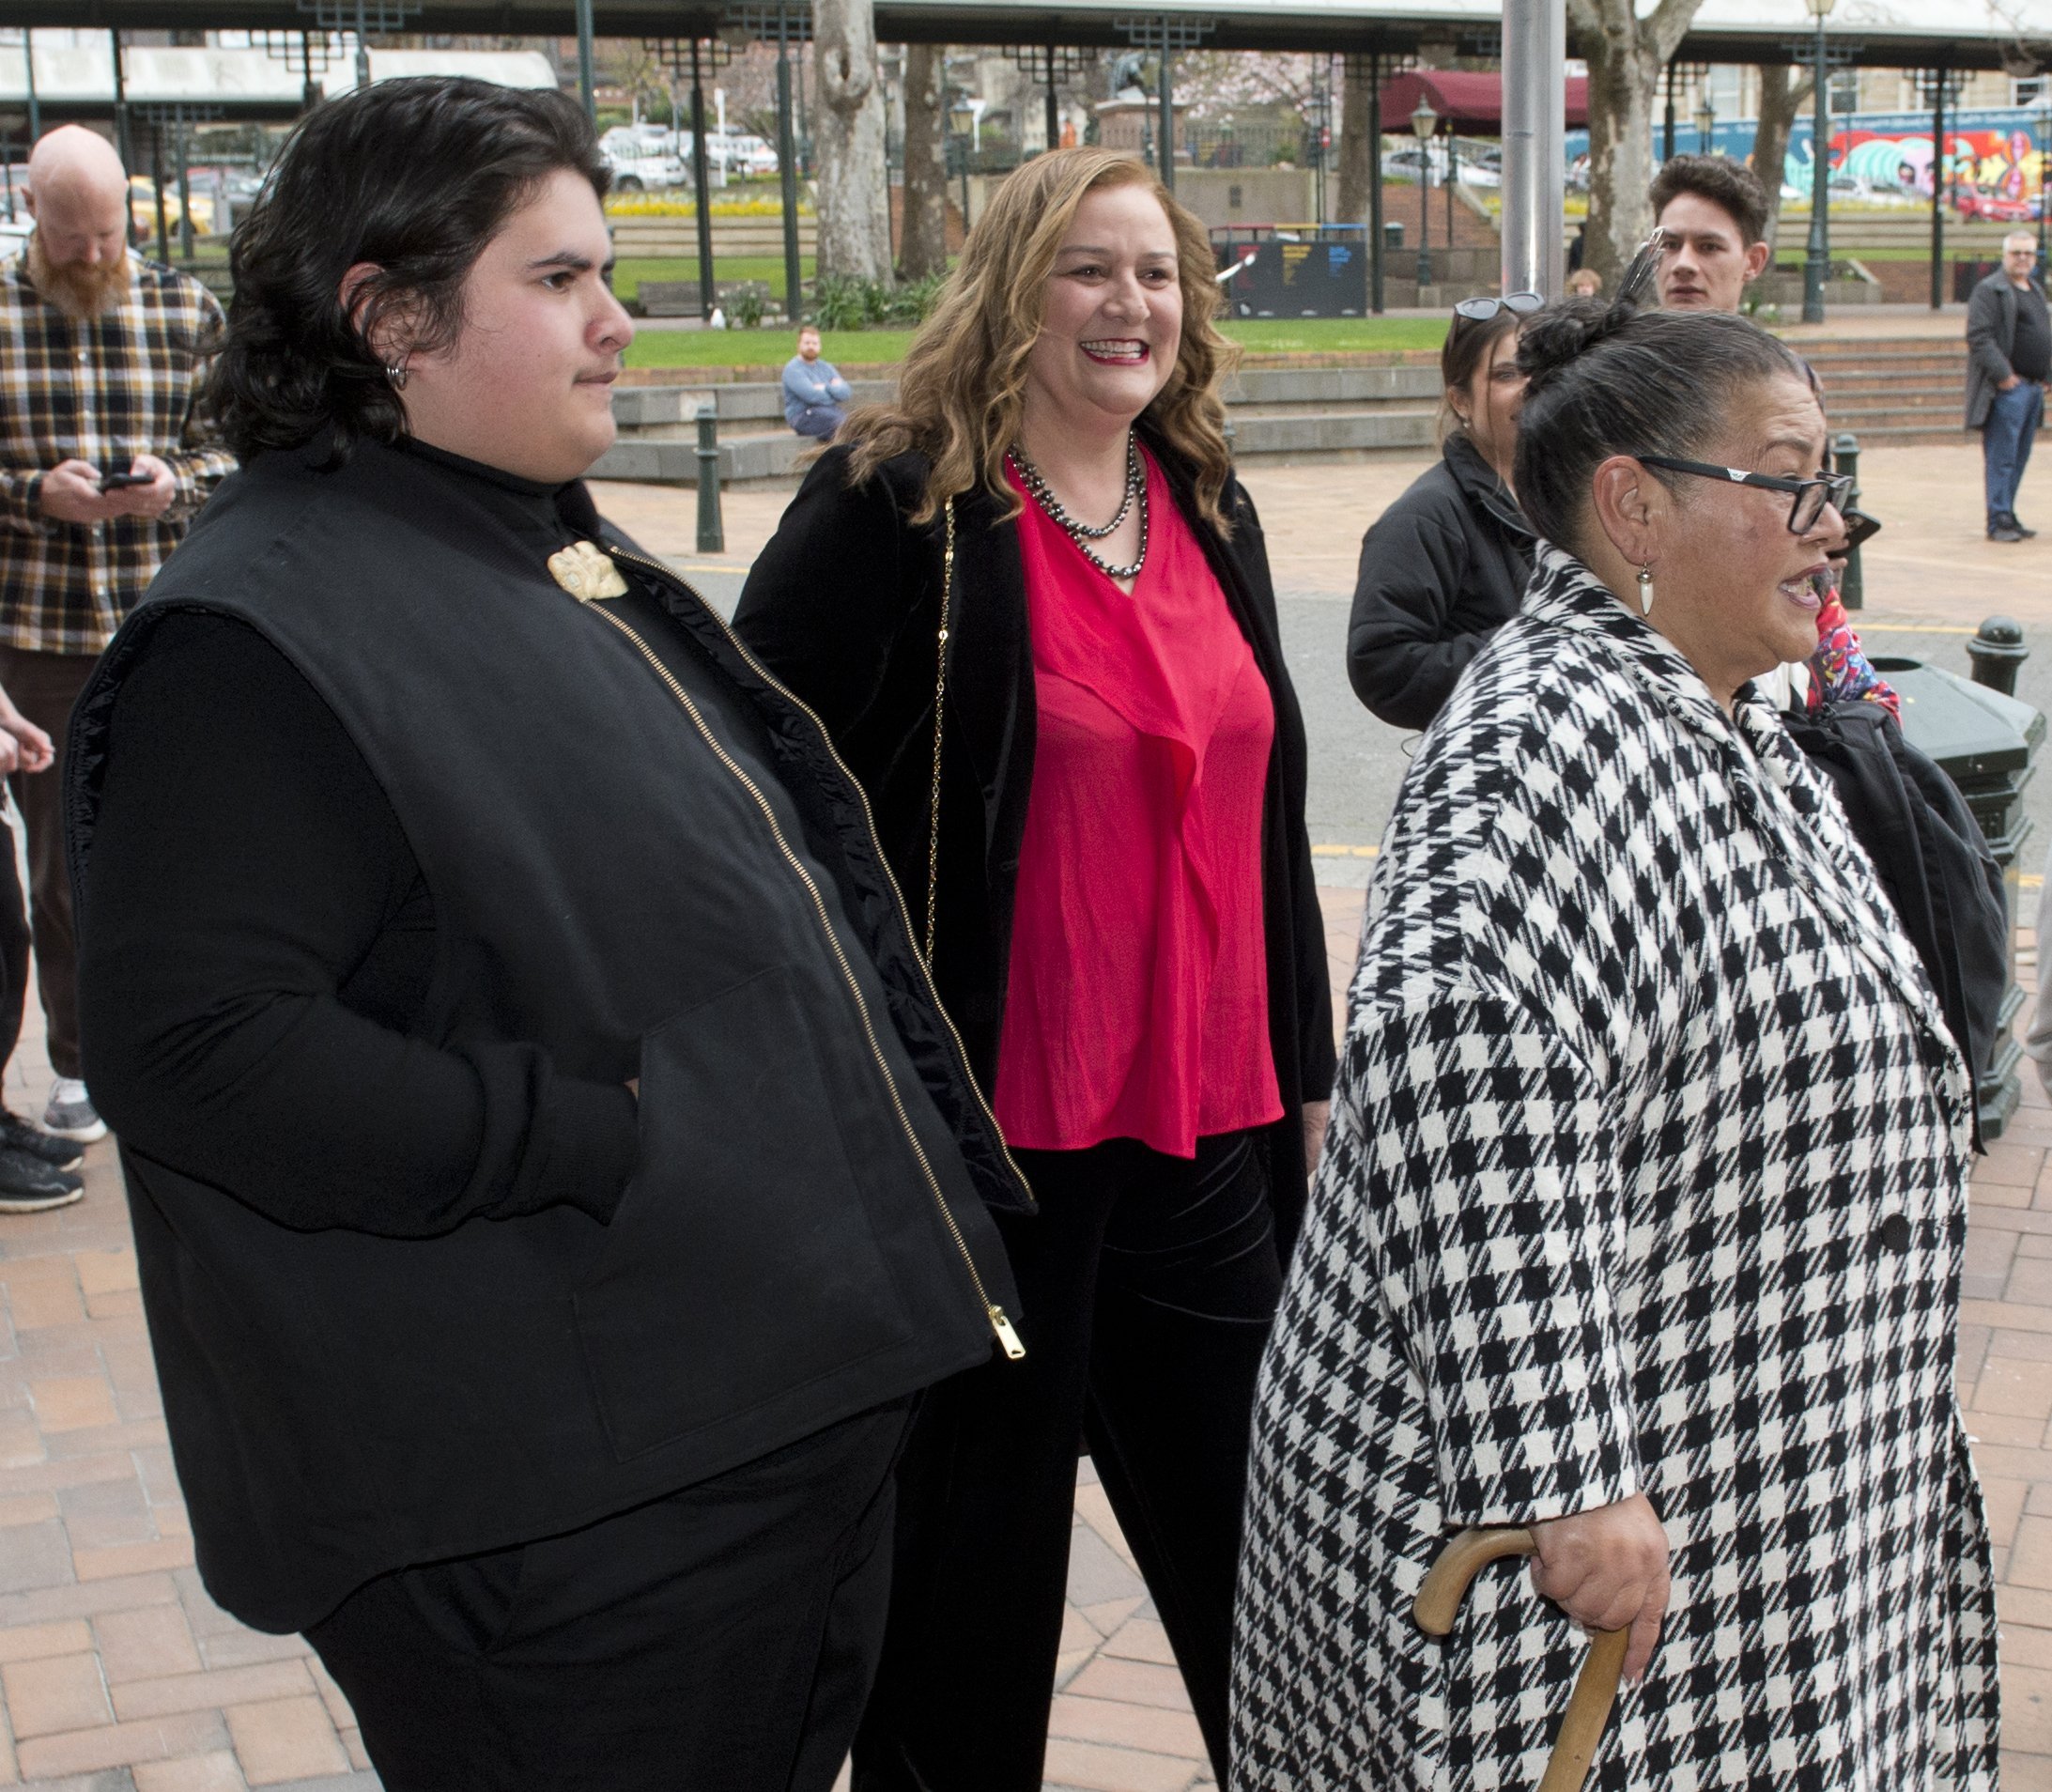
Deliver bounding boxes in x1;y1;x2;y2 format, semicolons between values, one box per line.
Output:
604;143;688;192
1381;144;1449;186
707;131;779;178
128;176;215;242
1954;183;2041;224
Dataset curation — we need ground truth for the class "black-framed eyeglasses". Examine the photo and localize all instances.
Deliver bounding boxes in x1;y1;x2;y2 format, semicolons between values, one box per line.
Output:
1616;225;1674;307
1636;454;1854;533
1453;290;1543;324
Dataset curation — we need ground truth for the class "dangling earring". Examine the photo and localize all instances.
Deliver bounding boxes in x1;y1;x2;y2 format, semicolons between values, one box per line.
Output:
1637;564;1655;614
385;362;409;391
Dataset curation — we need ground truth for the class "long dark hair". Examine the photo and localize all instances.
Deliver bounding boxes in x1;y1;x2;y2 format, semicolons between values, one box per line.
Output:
209;77;609;458
1438;305;1520;442
1513;300;1807;550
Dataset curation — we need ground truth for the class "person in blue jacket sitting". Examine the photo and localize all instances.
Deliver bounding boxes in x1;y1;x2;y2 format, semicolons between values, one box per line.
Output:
782;325;852;440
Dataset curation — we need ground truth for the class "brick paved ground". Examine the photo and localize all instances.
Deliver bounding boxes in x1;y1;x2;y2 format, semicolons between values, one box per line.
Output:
5;436;2052;1787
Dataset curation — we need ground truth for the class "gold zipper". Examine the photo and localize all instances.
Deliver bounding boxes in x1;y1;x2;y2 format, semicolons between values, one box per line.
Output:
580;595;1025;1363
603;547;1035;1213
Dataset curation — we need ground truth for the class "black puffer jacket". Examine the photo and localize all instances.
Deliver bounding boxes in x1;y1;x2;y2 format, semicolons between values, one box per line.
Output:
1346;433;1535;731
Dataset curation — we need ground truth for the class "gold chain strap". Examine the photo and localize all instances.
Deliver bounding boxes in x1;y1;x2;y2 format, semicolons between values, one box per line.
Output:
923;498;954;967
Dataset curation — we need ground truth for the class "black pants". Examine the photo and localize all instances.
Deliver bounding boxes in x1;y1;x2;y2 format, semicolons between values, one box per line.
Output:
853;1129;1283;1791
0;650;94;1078
0;814;26;1081
307;1399;912;1791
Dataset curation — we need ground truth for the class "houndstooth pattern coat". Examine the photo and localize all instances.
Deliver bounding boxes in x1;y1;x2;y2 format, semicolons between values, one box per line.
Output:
1232;548;1999;1791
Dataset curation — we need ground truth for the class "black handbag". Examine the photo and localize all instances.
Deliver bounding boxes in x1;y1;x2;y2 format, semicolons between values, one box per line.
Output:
1784;700;2008;1147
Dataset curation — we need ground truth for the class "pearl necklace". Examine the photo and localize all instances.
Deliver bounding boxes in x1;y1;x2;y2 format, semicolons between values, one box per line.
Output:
1009;436;1149;581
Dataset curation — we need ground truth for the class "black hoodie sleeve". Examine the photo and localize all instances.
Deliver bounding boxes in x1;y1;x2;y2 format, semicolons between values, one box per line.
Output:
76;611;640;1238
1345;493;1494;734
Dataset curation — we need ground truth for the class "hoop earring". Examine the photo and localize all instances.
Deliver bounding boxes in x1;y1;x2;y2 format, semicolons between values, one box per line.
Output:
1637;564;1655;615
385;363;409;391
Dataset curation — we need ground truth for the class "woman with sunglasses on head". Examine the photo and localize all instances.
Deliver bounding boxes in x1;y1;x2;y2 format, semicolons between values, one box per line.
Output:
1235;298;1997;1789
734;147;1333;1791
1346;292;1538;731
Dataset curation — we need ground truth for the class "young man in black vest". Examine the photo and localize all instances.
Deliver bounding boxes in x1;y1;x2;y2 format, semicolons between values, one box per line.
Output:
68;78;1025;1791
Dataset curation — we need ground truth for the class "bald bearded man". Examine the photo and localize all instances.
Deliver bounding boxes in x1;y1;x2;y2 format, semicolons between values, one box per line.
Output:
0;126;234;1148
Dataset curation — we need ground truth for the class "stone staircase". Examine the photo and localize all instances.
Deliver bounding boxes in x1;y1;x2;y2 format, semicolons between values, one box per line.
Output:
1800;336;1968;446
593;363;1443;487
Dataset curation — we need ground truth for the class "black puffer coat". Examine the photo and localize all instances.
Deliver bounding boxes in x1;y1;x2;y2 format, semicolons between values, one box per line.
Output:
1346;434;1534;731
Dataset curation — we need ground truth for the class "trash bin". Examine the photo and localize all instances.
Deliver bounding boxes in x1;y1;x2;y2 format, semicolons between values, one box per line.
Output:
1383;221;1405;252
1871;655;2045;1138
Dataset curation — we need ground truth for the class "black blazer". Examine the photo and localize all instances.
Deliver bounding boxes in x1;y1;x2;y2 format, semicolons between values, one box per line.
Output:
734;431;1337;1244
1346;433;1535;733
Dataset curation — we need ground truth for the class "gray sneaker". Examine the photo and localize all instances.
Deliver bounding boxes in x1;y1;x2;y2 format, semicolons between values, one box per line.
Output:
41;1079;107;1144
0;1145;82;1213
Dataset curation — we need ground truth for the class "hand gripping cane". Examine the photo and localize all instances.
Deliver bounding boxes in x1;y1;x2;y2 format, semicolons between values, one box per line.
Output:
1412;1527;1630;1792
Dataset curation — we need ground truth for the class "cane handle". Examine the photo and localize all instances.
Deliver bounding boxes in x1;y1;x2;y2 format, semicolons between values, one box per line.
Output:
1412;1525;1630;1792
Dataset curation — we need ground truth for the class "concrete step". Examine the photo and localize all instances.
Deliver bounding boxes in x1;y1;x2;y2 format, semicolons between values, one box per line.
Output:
1224;366;1442;406
1826;388;1966;409
592;429;807;487
1226;411;1440;456
612;380;897;438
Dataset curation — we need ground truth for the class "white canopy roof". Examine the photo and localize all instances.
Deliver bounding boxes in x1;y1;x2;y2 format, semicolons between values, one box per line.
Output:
0;40;559;109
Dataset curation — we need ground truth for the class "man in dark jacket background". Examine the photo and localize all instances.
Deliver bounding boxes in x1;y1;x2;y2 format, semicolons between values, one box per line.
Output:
1967;231;2050;543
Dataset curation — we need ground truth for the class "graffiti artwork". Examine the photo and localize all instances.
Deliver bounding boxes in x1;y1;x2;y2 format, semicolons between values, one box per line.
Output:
1792;111;2044;220
1564;106;2045;221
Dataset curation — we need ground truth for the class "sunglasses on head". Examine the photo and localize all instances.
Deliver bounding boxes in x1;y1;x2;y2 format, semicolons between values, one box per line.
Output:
1453;291;1544;325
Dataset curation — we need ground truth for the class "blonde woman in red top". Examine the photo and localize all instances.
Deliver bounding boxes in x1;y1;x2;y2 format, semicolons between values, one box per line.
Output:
736;147;1334;1792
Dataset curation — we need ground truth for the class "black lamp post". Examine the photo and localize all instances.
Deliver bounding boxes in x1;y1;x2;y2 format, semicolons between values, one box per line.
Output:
2038;92;2049;281
1803;0;1838;324
1412;97;1438;289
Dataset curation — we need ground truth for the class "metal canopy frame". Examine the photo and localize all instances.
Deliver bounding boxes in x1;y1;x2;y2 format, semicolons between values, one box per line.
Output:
725;2;808;318
1004;40;1090;151
133;96;221;260
643;34;735;319
1112;14;1211;192
28;3;2043;71
300;0;416;87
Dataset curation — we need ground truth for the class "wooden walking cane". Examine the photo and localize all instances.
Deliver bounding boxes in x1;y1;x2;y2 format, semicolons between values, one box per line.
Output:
1413;1527;1631;1792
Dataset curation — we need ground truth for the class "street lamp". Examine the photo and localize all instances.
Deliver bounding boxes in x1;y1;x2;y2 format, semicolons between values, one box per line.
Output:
1695;97;1715;155
1412;97;1438;289
1803;0;1838;323
2038;89;2049;281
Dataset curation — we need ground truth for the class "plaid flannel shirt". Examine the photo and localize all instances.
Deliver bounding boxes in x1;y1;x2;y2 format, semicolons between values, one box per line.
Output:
0;248;236;657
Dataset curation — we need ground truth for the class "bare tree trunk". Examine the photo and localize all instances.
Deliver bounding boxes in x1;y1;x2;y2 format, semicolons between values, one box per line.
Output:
1569;0;1706;286
1751;64;1813;258
813;0;892;281
1336;54;1374;225
899;39;949;279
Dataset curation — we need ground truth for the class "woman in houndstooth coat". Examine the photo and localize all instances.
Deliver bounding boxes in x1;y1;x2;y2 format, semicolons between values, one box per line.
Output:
1233;303;1999;1790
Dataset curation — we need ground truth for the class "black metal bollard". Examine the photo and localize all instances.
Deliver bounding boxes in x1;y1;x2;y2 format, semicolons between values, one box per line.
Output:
1967;615;2029;697
1830;431;1863;610
695;403;724;556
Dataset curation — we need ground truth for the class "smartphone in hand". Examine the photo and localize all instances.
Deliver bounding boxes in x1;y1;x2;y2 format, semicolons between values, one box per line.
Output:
98;468;150;492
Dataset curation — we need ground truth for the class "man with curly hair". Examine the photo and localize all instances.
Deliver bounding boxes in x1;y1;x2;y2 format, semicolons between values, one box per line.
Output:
1647;154;1773;314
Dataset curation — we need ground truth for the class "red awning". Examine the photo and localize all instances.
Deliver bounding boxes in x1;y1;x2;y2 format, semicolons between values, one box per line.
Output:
1376;70;1589;134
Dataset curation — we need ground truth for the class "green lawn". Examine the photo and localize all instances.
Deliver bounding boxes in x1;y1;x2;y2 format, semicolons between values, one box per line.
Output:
625;327;918;369
1223;317;1448;353
624;314;1447;370
613;255;815;304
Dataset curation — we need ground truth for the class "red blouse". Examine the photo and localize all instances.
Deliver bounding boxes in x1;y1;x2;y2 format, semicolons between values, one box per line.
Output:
993;450;1284;1158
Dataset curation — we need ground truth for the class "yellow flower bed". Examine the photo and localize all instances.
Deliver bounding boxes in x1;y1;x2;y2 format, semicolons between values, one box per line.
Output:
605;194;809;218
